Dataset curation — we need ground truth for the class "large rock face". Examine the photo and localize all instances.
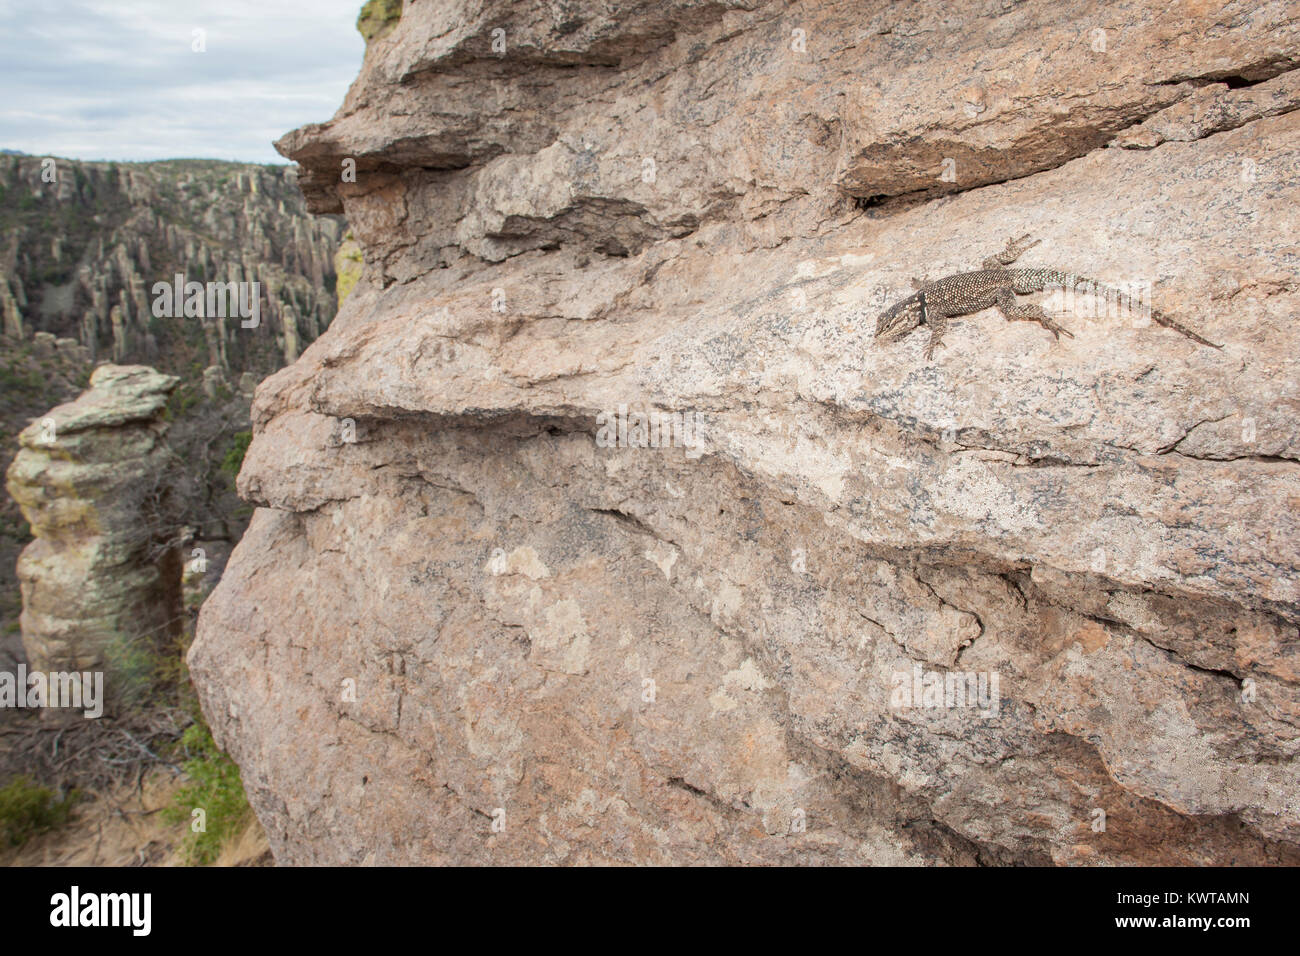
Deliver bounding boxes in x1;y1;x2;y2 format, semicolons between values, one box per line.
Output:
9;365;181;689
190;1;1300;865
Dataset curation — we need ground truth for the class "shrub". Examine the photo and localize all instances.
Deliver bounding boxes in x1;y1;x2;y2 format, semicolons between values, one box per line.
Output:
164;721;253;865
220;430;252;479
0;776;76;846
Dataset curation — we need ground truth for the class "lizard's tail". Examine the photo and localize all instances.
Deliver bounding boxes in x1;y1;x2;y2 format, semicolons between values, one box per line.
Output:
1150;309;1223;349
1056;273;1223;349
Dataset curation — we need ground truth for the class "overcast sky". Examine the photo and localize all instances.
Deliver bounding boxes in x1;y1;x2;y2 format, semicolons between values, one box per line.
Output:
0;0;365;164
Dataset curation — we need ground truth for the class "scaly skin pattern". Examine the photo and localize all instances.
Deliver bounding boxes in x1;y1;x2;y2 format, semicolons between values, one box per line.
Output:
874;236;1223;359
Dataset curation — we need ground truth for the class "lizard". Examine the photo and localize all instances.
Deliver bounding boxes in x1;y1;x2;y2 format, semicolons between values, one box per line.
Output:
873;234;1223;359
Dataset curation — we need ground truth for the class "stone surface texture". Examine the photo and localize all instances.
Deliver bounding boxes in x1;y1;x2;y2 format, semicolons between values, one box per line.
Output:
190;0;1300;865
9;365;181;681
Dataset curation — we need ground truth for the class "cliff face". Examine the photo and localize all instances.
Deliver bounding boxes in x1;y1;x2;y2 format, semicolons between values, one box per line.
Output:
191;0;1300;864
0;157;343;374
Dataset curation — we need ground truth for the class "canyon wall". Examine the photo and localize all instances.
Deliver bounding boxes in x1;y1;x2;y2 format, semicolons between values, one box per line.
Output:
0;156;343;373
190;0;1300;864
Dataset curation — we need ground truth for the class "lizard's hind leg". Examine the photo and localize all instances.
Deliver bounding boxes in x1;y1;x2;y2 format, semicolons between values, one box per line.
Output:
923;313;948;360
994;289;1074;341
982;234;1041;269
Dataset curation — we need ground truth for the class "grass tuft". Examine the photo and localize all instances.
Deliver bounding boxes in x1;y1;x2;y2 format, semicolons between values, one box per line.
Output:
163;721;254;865
0;775;77;847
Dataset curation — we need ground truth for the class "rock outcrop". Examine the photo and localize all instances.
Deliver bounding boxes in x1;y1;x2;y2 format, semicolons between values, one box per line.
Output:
191;0;1300;865
0;335;90;673
9;365;181;694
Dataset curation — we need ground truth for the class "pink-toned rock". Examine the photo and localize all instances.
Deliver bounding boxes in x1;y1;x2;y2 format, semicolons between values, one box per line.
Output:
190;0;1300;865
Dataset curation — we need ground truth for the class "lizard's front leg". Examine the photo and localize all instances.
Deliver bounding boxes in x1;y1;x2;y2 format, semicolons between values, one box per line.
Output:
994;288;1074;341
981;234;1041;270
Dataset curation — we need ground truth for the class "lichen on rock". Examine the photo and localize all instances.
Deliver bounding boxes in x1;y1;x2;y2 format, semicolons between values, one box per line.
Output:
356;0;402;44
333;232;364;306
9;365;181;703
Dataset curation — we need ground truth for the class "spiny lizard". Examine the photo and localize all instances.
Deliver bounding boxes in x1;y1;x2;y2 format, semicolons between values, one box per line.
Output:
874;235;1222;359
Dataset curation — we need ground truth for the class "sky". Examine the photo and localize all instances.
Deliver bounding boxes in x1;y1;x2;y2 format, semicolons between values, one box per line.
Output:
0;0;366;164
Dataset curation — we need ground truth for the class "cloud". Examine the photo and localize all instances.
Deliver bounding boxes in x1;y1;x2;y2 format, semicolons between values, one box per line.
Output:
0;0;365;163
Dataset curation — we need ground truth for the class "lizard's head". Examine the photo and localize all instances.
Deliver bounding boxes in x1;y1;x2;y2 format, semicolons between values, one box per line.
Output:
874;292;926;342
